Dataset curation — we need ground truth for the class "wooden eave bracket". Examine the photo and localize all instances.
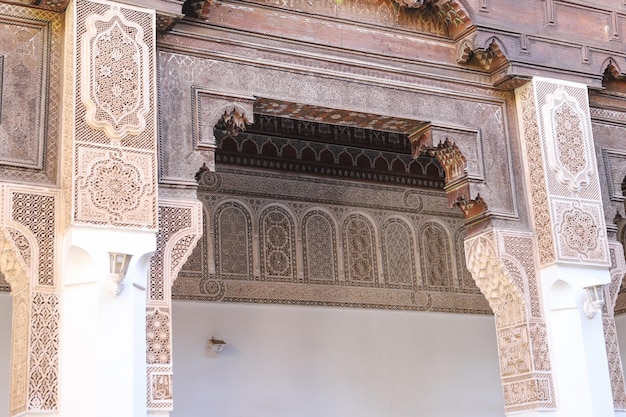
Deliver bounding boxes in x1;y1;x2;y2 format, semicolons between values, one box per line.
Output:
409;126;489;225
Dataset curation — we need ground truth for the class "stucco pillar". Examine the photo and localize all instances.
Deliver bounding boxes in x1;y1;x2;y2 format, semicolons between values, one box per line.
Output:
0;185;61;417
58;0;159;416
505;76;624;416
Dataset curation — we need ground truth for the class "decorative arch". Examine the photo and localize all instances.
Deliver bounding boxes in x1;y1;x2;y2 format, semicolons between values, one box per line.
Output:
381;215;416;289
258;204;297;281
213;200;254;280
302;208;338;283
342;212;379;285
419;220;454;288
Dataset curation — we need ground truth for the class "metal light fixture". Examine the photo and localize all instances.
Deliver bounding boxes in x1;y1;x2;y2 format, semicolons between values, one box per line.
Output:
582;283;607;319
108;252;132;296
208;337;227;353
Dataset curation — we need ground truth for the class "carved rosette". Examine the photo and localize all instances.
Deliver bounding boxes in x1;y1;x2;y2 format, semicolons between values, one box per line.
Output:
552;200;608;263
81;6;151;140
75;147;156;228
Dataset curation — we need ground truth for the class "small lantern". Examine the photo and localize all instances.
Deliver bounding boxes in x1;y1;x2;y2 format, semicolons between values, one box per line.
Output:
108;252;133;296
582;284;607;319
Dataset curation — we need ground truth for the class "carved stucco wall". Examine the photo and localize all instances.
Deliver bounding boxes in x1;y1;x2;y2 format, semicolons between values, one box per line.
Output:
157;48;522;224
0;4;62;185
465;229;556;414
64;0;157;230
173;167;488;313
516;79;610;268
0;184;60;417
591;98;626;315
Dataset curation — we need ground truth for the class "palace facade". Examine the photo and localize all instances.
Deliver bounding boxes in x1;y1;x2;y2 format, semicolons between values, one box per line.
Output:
2;0;626;416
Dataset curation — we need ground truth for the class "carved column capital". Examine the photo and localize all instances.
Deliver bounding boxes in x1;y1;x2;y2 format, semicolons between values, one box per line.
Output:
465;229;556;413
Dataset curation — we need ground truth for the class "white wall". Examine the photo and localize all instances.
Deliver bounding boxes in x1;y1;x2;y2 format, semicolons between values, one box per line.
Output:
172;301;505;417
0;293;11;417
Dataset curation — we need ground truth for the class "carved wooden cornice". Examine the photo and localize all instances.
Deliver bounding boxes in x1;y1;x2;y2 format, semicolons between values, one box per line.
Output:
214;108;252;137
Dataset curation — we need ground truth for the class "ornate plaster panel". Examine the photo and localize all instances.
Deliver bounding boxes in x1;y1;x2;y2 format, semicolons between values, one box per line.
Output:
81;5;151;140
70;0;158;229
74;146;156;228
517;78;610;267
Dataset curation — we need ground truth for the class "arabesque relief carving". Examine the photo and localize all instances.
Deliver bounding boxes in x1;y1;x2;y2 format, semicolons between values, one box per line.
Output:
604;242;626;410
516;78;609;267
70;0;157;230
146;199;203;410
465;230;556;413
81;5;151;140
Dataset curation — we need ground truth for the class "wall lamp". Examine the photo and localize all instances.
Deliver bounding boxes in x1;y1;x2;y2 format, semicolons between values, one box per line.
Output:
582;283;607;319
208;337;227;353
108;252;133;296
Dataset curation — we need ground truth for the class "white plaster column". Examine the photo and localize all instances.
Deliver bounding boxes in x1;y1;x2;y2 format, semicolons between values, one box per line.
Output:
58;0;158;416
61;228;154;417
515;77;620;416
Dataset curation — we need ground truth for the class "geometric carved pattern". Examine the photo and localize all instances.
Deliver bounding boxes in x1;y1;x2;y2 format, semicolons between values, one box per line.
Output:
517;78;609;267
146;308;171;365
382;218;415;288
605;242;626;410
175;168;487;314
148;203;196;301
516;84;556;266
71;0;157;233
11;192;55;286
0;187;60;416
215;201;252;279
541;88;593;193
75;147;156;228
28;292;59;411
